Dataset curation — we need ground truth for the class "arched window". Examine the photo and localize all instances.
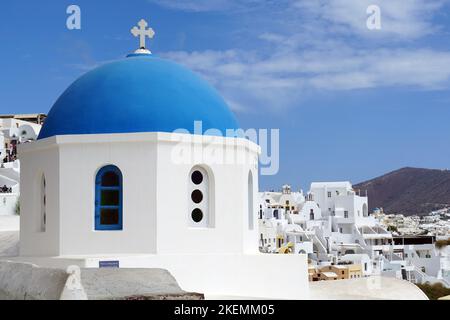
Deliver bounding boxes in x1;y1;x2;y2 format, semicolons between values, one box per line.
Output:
273;209;279;219
40;174;46;232
248;170;254;230
310;209;315;220
95;165;123;231
188;166;211;227
363;203;368;217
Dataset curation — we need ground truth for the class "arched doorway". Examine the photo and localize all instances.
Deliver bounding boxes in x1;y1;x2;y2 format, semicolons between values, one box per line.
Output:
363;203;368;217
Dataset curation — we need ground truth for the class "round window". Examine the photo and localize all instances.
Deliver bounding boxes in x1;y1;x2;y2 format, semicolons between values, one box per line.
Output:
191;189;203;204
191;208;203;223
191;170;203;185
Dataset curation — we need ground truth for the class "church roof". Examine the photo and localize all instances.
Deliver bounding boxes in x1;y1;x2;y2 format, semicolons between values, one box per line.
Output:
38;54;239;140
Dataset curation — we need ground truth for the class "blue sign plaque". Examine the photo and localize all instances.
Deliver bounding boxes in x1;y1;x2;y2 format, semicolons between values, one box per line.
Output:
99;260;120;268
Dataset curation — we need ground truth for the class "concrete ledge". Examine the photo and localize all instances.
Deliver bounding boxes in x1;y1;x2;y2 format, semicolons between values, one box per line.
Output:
80;268;203;300
0;261;203;300
0;261;68;300
4;253;309;299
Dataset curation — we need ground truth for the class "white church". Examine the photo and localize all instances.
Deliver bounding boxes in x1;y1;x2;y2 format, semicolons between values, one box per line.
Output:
16;20;308;299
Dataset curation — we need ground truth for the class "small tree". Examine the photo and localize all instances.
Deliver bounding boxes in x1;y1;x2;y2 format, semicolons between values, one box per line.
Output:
435;239;450;250
417;282;450;300
387;225;398;233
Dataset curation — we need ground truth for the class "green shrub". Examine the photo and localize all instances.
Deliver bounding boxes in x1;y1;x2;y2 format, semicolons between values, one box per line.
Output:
435;239;450;249
387;225;398;233
417;282;450;300
15;200;20;216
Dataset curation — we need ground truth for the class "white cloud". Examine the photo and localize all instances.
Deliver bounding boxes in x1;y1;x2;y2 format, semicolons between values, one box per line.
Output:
165;46;450;112
151;0;448;40
293;0;447;39
153;0;450;112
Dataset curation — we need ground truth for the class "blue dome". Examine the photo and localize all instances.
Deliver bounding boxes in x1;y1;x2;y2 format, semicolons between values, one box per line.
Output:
38;54;239;140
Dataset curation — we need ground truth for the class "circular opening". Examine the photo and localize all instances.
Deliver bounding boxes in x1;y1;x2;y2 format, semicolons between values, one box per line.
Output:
191;208;203;223
191;189;203;204
191;170;203;185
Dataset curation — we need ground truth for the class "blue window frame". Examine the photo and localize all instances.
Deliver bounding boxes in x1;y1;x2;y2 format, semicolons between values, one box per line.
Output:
95;165;123;231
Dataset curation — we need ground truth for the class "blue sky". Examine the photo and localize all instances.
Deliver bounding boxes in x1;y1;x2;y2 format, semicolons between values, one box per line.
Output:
1;0;450;191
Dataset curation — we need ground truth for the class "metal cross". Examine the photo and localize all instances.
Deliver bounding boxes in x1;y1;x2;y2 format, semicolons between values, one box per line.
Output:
131;19;155;49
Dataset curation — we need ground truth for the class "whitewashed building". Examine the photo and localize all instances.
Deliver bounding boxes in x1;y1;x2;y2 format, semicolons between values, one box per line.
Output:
259;182;450;287
14;20;309;299
0;116;41;215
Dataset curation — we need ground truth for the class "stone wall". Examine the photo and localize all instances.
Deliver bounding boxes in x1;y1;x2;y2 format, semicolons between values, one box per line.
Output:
0;261;69;299
0;261;203;300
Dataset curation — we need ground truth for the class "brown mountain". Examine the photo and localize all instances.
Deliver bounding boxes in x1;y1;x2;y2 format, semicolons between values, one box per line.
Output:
354;167;450;216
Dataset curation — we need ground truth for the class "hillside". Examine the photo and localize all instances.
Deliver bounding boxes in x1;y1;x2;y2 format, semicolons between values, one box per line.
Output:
354;167;450;216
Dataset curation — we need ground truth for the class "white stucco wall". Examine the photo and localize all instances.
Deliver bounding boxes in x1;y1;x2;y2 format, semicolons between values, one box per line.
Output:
58;136;158;256
299;201;322;221
15;132;313;299
155;133;260;255
19;132;260;257
19;139;60;256
0;119;41;141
